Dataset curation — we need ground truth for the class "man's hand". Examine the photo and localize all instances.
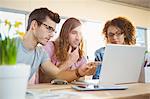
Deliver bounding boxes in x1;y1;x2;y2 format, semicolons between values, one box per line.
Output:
78;61;101;76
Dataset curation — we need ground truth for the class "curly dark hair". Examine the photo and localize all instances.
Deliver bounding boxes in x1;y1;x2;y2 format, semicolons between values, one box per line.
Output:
102;17;136;45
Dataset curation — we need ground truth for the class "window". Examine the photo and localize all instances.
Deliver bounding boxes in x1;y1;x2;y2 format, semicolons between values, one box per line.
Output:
147;29;150;51
82;21;103;60
136;27;147;47
0;8;27;38
50;18;66;41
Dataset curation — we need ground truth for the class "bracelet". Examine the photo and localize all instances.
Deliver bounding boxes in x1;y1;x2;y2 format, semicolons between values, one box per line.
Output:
75;68;83;78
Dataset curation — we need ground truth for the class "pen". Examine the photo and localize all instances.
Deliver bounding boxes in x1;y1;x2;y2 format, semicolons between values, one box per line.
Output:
147;63;150;67
144;60;147;67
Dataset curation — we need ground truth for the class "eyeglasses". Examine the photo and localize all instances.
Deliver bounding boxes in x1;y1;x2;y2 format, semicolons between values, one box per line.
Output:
36;20;56;33
107;32;123;38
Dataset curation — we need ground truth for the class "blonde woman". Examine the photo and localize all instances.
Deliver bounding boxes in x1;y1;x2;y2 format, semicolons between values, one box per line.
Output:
40;18;96;83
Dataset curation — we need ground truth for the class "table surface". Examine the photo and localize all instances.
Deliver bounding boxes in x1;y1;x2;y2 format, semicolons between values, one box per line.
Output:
26;83;150;99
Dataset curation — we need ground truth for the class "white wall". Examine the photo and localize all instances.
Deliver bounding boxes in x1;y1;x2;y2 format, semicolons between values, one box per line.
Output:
0;0;150;28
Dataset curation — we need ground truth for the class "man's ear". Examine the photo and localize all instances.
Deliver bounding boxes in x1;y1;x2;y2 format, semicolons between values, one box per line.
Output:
30;20;38;30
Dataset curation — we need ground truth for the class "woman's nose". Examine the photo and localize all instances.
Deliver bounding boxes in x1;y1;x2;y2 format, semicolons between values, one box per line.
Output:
76;33;81;39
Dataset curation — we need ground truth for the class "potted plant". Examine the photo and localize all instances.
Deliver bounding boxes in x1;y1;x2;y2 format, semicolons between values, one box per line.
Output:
0;19;30;99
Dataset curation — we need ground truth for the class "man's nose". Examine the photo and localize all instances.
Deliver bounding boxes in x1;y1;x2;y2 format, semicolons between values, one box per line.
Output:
49;32;55;36
48;32;54;38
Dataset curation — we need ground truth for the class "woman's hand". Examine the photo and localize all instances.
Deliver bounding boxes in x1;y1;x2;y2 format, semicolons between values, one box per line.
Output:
67;46;80;64
59;46;80;70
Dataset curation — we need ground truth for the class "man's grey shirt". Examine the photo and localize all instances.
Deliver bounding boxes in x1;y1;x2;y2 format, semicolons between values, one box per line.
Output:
17;39;49;79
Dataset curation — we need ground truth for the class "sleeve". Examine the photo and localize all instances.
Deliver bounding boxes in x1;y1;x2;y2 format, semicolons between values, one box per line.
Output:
92;49;103;79
78;56;87;66
42;41;55;59
95;50;102;61
70;56;87;70
41;48;50;65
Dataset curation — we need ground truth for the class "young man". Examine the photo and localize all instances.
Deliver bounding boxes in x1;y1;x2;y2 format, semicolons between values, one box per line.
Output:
17;8;98;82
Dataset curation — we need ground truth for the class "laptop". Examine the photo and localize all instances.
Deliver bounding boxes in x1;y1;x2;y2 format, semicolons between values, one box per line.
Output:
99;44;146;84
72;44;146;91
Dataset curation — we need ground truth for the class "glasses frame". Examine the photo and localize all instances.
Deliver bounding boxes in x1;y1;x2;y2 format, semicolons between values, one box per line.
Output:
107;32;124;38
36;20;56;33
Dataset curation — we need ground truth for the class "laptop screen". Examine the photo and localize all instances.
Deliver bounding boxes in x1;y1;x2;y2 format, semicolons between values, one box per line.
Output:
99;44;146;84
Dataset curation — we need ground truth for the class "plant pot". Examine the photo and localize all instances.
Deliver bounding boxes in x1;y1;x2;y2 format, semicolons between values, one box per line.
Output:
0;64;30;99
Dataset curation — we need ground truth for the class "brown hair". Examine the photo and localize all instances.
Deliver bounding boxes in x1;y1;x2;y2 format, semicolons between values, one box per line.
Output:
103;17;136;45
54;17;84;65
26;8;60;31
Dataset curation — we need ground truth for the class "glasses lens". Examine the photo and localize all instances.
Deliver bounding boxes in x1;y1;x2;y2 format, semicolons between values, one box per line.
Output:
108;32;123;37
42;23;56;33
36;20;56;33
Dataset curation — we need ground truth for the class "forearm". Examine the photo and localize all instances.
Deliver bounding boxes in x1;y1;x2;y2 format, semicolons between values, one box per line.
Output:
55;70;80;82
58;60;74;71
41;61;60;77
41;60;80;82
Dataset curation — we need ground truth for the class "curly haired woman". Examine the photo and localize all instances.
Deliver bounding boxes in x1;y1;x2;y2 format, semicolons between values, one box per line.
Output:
93;17;136;79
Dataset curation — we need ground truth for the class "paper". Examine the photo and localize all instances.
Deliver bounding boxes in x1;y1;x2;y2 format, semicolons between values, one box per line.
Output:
145;53;150;67
145;67;150;83
26;89;82;99
144;53;150;83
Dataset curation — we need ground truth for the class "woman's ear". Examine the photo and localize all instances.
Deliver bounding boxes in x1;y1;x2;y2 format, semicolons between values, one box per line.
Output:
106;36;109;43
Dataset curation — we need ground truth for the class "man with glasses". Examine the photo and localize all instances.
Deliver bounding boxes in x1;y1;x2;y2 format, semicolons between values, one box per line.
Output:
93;17;136;79
17;8;98;83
